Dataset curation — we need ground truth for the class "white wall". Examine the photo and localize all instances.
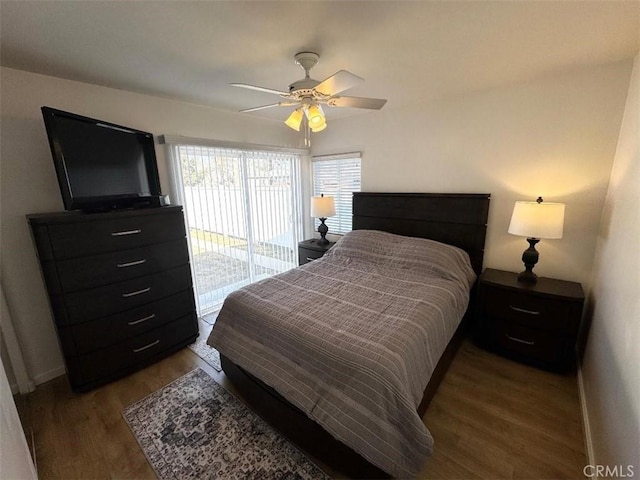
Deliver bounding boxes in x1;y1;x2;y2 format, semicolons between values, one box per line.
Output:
582;55;639;474
0;330;17;391
0;67;299;385
0;356;37;480
313;61;634;286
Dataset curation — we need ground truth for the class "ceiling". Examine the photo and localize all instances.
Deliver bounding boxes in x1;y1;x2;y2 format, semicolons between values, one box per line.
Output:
1;1;639;122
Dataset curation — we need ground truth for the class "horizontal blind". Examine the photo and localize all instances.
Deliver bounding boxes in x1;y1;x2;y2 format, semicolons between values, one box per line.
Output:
312;153;361;235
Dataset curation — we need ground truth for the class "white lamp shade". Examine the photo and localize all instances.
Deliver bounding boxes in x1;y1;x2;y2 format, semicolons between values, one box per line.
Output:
508;201;565;239
310;195;336;218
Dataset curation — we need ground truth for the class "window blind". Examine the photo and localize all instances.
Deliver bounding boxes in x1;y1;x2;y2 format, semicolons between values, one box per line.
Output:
312;153;361;235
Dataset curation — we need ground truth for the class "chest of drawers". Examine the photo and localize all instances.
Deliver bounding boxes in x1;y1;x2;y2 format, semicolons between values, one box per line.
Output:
475;268;584;371
28;206;198;391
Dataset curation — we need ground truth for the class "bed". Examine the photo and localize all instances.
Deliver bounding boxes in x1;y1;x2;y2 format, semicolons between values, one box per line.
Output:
208;192;490;478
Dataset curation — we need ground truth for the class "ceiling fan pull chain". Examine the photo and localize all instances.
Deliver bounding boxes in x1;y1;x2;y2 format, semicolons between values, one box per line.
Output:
304;118;311;148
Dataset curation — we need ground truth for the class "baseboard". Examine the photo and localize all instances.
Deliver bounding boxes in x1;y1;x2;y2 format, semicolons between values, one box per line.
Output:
5;363;61;393
577;364;596;469
10;379;36;394
33;365;66;386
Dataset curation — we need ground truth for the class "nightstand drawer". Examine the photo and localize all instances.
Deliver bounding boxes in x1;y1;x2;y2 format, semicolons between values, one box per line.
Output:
299;247;325;263
486;319;566;365
485;287;576;332
298;239;335;266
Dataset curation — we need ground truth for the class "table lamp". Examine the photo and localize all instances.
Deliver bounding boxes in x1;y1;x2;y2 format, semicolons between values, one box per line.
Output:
310;194;336;245
508;197;565;284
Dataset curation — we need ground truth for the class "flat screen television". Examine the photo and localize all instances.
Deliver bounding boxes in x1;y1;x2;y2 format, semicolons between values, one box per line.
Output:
41;107;162;212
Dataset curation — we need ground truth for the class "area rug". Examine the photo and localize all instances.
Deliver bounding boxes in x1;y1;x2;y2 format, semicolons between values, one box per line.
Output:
188;327;221;372
122;368;329;480
188;316;221;371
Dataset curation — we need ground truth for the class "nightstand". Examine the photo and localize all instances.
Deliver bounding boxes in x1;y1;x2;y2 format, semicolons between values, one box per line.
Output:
475;268;584;371
298;239;335;266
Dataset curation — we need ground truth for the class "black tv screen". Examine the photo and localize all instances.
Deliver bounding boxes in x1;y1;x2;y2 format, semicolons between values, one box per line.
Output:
41;107;161;211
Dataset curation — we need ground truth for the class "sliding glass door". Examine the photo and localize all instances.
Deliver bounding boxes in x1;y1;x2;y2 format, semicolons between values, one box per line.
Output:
171;144;302;314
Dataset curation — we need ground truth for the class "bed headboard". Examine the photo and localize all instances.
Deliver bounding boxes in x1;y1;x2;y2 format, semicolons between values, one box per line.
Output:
352;192;491;275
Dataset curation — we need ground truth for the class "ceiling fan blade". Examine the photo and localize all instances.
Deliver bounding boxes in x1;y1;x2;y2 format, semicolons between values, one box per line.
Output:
314;70;363;96
240;102;298;113
240;103;282;113
231;83;291;97
327;96;387;110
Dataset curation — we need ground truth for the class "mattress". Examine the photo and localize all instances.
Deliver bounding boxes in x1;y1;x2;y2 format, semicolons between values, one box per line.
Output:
208;229;476;478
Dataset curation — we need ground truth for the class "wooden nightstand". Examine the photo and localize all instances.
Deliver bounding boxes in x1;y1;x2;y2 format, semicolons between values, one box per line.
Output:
475;268;584;371
298;239;335;266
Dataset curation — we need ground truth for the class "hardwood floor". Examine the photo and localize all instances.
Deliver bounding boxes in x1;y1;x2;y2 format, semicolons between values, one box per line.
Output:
15;337;586;479
420;342;586;479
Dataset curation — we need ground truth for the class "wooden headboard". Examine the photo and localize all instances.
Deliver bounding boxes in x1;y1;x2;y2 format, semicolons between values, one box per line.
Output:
352;192;491;275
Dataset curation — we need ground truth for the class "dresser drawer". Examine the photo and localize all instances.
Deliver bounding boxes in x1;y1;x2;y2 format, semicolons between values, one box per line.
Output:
484;287;577;333
485;318;566;366
63;265;193;323
56;239;189;292
47;210;186;259
70;290;195;354
76;313;198;384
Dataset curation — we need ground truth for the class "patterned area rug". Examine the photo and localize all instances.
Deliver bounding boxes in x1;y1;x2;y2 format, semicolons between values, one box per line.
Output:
188;316;221;371
123;368;329;480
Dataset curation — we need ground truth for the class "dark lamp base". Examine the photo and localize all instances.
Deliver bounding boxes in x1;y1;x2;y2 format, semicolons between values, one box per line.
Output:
317;217;329;245
517;237;540;284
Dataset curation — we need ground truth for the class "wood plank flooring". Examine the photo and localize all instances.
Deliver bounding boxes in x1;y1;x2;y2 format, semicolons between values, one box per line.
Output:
15;337;586;479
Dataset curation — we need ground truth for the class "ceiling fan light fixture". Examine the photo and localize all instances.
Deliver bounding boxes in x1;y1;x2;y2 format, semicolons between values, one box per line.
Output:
233;52;387;142
284;108;304;131
311;116;326;130
311;121;327;133
306;104;325;127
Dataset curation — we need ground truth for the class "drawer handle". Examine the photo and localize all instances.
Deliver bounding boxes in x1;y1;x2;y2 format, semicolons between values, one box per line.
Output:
128;314;156;326
111;229;142;237
133;339;159;353
306;257;315;262
509;305;541;315
122;287;150;298
505;334;536;346
117;259;147;268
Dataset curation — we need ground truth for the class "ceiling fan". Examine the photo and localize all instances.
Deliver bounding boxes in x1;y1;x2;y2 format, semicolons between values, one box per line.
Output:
231;52;387;134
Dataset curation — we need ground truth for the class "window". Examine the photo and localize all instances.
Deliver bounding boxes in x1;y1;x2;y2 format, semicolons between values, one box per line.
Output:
312;153;361;235
163;136;304;314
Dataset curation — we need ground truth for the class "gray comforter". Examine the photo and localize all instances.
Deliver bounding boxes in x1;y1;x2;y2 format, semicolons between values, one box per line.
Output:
208;230;476;478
